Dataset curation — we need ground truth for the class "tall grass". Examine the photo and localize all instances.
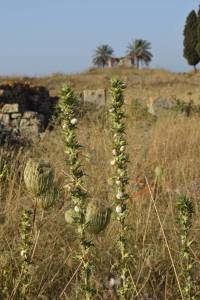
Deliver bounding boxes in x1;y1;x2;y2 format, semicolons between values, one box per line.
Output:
1;89;200;298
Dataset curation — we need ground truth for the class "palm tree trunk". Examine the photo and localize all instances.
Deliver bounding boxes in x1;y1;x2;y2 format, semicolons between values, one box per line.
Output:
136;58;139;69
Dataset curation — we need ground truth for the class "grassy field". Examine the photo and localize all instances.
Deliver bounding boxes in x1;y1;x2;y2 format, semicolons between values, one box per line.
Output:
2;67;200;103
1;68;200;299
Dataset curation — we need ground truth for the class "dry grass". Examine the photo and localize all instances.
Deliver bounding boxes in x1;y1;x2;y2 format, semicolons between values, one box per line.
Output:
1;69;200;298
1;67;200;103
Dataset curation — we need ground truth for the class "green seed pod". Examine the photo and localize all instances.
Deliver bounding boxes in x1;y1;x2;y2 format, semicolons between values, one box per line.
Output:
24;158;54;197
65;208;77;225
37;186;58;210
85;203;111;234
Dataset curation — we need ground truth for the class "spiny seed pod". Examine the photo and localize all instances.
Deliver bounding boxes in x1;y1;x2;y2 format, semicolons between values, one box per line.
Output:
37;186;58;210
65;208;77;225
24;158;54;197
85;203;111;234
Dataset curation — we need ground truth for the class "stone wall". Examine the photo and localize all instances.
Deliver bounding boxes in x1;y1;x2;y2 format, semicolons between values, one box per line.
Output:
0;82;57;143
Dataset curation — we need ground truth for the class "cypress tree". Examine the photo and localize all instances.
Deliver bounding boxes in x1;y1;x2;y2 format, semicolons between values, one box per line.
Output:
183;10;200;71
196;6;200;58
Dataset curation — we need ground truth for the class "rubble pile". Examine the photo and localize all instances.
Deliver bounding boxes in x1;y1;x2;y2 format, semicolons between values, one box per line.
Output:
0;81;57;143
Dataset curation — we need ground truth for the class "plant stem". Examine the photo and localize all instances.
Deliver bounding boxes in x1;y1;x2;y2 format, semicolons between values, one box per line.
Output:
59;85;94;299
109;79;131;299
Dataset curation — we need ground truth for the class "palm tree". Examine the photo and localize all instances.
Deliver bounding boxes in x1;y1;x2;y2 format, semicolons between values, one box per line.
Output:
126;39;153;69
92;44;114;68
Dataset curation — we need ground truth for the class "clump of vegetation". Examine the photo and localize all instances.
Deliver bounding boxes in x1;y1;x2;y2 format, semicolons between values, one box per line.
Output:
177;195;197;299
59;85;95;299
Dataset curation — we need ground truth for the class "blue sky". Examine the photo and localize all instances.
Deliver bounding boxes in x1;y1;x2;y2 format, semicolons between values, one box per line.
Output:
0;0;199;75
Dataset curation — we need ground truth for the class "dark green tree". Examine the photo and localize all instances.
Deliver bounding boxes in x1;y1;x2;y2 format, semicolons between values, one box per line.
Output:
195;6;200;59
92;44;114;68
183;10;200;71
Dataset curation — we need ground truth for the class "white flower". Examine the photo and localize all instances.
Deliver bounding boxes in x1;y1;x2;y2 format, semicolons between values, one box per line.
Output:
120;145;125;152
110;160;116;166
109;277;116;287
74;206;80;212
112;149;117;156
116;205;122;214
70;118;78;125
116;191;124;199
62;123;67;129
20;250;27;257
109;108;115;113
63;184;71;191
116;180;121;186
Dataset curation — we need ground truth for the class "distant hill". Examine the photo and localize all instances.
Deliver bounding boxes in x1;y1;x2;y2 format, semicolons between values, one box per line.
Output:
1;67;200;103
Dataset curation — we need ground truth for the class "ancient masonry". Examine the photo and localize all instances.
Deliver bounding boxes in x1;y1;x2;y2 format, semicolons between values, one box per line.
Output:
82;89;106;107
0;82;56;143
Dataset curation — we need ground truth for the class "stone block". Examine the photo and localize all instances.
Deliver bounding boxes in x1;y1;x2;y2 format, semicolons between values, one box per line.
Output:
20;113;45;138
83;89;106;107
2;104;20;113
0;114;10;125
147;97;176;116
23;111;38;119
11;113;22;119
11;119;20;127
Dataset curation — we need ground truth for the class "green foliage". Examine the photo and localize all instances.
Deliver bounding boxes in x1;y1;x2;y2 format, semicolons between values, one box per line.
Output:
126;39;153;69
173;99;200;117
65;208;78;225
19;209;33;299
177;195;197;299
92;44;114;68
196;6;200;58
60;84;95;299
109;79;132;299
183;10;200;69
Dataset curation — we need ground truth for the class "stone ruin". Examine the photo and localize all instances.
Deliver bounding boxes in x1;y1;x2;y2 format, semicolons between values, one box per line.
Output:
82;89;106;107
0;81;57;144
147;97;176;116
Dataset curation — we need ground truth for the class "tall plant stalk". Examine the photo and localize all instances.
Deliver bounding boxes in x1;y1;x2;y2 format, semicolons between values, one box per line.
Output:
19;209;33;299
109;79;131;299
177;195;197;300
59;85;94;299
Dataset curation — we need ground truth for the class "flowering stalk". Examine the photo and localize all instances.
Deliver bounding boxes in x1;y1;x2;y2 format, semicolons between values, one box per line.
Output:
177;195;197;299
109;79;131;299
59;85;95;299
19;209;33;299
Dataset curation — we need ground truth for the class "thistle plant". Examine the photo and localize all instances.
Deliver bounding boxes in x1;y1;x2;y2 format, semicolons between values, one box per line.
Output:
109;79;131;299
19;209;33;299
59;85;95;299
177;195;196;299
